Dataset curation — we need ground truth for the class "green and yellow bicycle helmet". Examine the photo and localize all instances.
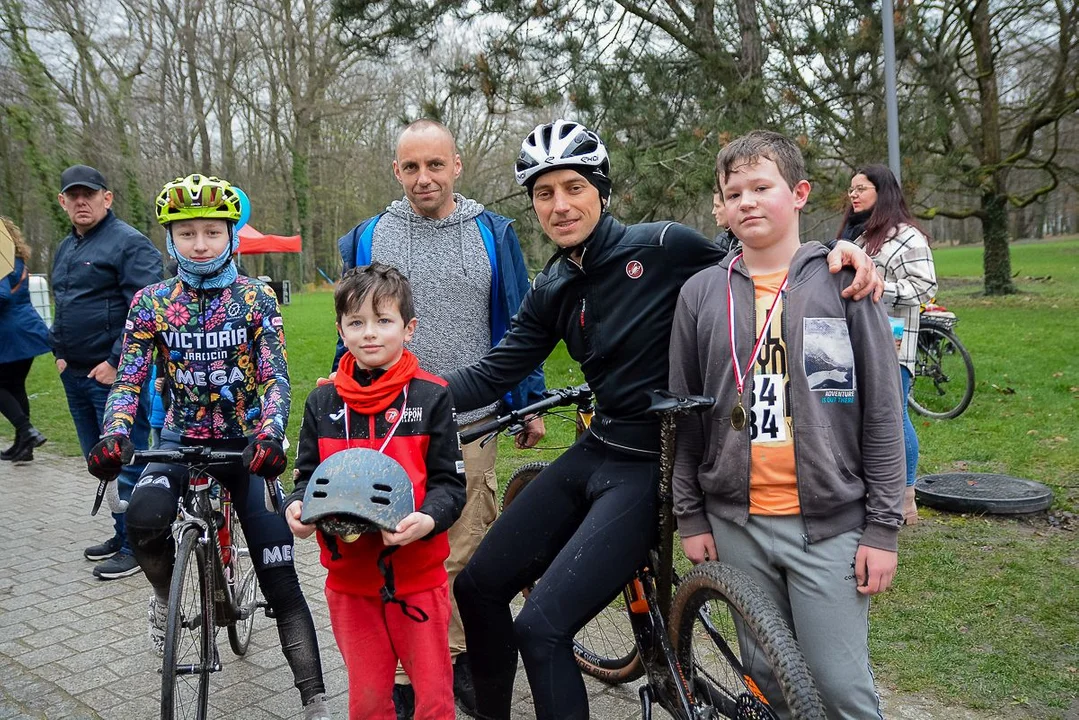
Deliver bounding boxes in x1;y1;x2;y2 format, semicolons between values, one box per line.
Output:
155;174;242;226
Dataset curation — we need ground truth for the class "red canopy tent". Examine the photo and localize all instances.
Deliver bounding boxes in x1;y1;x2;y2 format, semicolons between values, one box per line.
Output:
237;225;301;304
237;224;302;254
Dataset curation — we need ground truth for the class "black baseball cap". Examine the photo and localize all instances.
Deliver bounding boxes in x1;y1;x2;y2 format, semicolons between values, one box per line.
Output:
60;165;108;193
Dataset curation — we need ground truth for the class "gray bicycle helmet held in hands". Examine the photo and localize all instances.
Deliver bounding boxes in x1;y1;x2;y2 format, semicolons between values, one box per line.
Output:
515;119;611;187
300;448;415;543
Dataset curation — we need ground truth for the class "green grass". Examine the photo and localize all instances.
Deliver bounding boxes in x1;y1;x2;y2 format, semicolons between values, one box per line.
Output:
8;237;1079;717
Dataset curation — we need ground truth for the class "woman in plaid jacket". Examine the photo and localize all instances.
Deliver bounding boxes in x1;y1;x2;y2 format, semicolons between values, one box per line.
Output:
838;164;937;524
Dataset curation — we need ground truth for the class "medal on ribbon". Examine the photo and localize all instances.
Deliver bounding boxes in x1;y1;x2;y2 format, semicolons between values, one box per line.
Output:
726;255;788;432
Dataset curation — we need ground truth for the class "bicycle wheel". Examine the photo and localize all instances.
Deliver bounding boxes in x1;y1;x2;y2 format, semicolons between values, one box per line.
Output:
502;462;643;684
162;526;214;720
908;325;974;420
669;563;825;720
227;507;259;656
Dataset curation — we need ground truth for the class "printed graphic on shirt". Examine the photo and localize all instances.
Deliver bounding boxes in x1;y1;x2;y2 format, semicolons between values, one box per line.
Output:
102;277;288;441
750;274;791;445
803;317;856;403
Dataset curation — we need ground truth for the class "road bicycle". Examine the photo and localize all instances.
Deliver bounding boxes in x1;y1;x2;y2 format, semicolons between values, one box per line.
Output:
908;308;974;420
119;447;272;720
462;386;825;719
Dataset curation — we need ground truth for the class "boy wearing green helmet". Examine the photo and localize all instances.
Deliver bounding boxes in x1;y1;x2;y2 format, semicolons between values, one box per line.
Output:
87;174;331;719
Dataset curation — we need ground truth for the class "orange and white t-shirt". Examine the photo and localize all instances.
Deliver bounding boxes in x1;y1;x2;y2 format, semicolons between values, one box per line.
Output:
748;270;799;515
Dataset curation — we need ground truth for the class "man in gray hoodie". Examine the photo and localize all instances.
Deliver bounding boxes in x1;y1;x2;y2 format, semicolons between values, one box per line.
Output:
333;119;546;718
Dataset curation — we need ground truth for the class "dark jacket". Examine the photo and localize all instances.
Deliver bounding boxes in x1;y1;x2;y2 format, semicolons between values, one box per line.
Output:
447;214;725;455
335;208;545;411
50;211;162;371
669;243;905;551
285;369;466;597
0;258;52;364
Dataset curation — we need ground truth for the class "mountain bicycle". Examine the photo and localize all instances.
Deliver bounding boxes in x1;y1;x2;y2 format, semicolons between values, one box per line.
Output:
908;308;974;420
462;386;825;719
114;447;272;720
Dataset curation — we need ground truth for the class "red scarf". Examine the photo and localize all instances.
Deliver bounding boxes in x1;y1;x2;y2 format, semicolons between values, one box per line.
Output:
334;350;419;415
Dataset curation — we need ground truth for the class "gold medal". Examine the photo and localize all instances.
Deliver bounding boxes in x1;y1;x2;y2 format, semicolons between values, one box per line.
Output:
731;404;747;430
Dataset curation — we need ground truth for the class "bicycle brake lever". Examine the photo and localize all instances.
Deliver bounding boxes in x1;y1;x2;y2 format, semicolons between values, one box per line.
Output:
91;479;107;516
264;476;283;514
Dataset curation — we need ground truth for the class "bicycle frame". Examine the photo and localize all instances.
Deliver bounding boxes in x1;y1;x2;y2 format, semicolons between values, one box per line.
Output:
491;387;814;720
628;402;714;720
176;470;248;629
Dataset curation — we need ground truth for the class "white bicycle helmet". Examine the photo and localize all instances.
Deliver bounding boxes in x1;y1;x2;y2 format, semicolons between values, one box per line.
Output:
515;119;611;187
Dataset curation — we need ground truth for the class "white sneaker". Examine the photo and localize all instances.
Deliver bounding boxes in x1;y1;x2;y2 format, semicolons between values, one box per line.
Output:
148;595;168;657
303;693;331;720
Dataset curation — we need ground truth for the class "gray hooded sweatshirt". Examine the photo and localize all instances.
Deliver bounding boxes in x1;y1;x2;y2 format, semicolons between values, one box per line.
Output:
372;194;497;424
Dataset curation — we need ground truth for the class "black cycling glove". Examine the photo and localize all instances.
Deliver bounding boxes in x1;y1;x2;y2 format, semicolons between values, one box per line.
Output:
243;437;287;478
87;435;135;481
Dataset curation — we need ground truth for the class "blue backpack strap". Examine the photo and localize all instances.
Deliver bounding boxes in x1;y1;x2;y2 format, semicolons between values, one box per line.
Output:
475;215;500;297
353;215;382;269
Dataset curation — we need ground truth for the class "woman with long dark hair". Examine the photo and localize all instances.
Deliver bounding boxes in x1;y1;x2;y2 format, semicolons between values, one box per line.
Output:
837;165;937;524
0;217;51;462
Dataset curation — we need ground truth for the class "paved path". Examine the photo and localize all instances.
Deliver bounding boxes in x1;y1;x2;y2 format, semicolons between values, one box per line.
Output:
0;453;1000;720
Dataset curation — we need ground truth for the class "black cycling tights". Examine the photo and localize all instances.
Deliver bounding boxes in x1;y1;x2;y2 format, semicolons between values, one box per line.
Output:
454;431;659;720
125;437;325;705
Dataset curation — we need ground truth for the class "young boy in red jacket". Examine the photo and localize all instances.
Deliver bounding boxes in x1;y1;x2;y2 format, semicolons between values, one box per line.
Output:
285;263;466;720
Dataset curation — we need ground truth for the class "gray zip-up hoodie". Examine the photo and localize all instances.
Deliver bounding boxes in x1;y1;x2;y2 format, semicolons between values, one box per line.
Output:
373;195;498;424
669;242;905;552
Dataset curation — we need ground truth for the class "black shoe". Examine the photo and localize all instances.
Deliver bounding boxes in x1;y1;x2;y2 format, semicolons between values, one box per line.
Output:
0;440;17;461
93;552;142;580
454;653;478;716
84;535;124;561
392;683;415;720
7;427;46;462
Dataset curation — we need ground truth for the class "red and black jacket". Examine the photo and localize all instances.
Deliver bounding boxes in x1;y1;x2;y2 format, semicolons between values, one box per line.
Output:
287;369;466;597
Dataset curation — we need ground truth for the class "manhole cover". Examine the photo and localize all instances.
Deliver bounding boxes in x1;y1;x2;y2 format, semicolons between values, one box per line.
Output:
916;473;1054;514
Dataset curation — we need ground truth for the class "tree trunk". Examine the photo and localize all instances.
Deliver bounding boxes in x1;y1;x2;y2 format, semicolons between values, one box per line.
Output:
970;1;1013;296
981;192;1015;295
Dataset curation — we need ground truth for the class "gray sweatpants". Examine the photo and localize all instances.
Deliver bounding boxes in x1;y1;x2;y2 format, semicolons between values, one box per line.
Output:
705;513;884;720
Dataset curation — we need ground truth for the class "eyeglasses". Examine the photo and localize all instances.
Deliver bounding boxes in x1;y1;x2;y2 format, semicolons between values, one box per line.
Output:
848;185;874;197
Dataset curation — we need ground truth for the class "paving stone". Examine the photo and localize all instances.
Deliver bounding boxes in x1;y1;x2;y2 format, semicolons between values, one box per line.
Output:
0;451;1006;720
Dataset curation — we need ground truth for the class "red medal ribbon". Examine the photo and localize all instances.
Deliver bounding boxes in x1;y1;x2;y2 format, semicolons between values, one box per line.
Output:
727;254;788;397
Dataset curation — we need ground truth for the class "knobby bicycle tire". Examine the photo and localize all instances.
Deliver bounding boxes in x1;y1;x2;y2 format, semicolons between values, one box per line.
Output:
669;563;825;720
162;526;214;720
502;462;644;684
227;505;258;656
908;325;974;420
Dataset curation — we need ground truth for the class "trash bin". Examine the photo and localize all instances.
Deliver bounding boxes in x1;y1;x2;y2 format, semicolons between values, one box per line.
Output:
257;276;291;306
29;273;52;327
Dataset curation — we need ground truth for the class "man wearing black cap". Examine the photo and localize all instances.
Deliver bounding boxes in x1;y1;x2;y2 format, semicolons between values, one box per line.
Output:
53;165;162;580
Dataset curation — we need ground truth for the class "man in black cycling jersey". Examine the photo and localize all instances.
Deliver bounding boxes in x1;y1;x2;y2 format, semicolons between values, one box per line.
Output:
446;119;882;720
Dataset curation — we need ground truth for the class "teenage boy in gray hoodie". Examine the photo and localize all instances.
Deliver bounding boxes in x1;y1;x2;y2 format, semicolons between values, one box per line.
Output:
669;130;905;719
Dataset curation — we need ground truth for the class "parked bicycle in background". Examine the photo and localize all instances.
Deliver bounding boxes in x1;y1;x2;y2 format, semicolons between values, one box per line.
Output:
909;303;974;420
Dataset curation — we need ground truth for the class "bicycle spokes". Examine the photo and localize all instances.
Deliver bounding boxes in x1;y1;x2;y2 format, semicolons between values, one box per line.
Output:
688;603;782;719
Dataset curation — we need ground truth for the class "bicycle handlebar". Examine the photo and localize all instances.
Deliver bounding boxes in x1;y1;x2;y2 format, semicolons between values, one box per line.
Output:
458;384;592;445
91;447;283;518
132;448;246;464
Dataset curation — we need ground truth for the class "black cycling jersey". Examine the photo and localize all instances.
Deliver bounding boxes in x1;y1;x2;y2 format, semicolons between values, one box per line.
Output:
447;214;724;454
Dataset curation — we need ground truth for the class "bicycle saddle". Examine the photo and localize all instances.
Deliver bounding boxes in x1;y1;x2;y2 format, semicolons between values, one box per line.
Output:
646;389;715;415
300;448;415;539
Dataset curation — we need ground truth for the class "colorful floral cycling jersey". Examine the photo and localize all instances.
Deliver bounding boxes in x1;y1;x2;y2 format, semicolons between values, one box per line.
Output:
103;276;289;441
